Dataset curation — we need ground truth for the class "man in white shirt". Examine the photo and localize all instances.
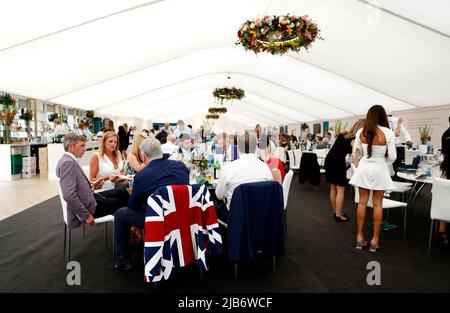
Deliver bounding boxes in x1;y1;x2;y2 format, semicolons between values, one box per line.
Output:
215;133;273;222
161;134;178;155
173;119;194;140
388;116;413;173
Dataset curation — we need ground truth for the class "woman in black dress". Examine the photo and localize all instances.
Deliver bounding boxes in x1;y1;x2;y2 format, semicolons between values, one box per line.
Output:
324;120;365;222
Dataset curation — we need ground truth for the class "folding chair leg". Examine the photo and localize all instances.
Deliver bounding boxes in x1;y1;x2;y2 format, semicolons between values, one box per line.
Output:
386;208;390;222
273;256;276;273
199;268;203;280
82;226;86;237
234;264;238;281
112;222;115;262
403;205;408;240
428;219;435;256
63;224;67;256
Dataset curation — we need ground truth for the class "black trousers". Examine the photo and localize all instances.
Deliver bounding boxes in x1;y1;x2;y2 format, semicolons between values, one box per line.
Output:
93;187;130;218
393;146;405;174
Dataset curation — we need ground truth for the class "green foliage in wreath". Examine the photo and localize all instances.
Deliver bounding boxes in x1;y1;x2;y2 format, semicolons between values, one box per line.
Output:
236;13;322;55
213;87;245;104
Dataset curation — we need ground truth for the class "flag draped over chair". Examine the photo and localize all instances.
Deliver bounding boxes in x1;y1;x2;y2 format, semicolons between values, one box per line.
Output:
144;184;223;282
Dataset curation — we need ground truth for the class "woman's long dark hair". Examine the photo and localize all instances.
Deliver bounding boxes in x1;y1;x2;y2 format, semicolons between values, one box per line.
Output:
440;153;450;179
363;105;389;158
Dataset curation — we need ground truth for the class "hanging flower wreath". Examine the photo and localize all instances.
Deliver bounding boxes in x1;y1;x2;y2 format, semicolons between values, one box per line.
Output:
236;13;321;55
206;113;220;120
213;87;245;104
208;107;227;114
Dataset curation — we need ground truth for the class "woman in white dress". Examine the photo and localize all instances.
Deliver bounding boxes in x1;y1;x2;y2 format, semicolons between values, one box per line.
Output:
90;131;125;190
349;105;397;252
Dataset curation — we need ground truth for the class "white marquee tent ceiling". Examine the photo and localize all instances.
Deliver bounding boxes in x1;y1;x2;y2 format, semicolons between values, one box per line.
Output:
0;0;449;126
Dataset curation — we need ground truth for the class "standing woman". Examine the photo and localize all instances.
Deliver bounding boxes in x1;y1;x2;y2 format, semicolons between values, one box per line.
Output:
90;131;125;190
349;105;397;252
118;123;130;159
325;119;365;222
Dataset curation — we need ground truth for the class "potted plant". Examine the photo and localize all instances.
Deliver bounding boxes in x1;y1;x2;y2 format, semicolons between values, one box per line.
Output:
20;108;33;139
0;93;17;144
48;113;59;122
419;125;432;153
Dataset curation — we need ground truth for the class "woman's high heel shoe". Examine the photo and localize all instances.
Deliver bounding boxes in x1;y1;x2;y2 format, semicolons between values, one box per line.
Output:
334;214;349;222
369;241;380;252
355;238;368;249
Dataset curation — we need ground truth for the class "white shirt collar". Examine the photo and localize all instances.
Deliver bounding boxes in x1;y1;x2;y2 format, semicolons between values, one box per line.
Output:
64;152;78;163
238;153;256;159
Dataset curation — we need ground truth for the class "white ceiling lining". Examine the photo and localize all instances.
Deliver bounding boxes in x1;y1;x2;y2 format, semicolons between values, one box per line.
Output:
299;0;450;106
0;0;269;99
355;0;450;37
138;95;290;126
0;0;163;52
0;0;448;123
91;71;346;121
49;47;413;119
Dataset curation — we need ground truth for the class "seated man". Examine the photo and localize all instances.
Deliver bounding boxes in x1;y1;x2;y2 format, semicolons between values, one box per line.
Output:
177;133;194;160
214;132;274;222
161;134;178;156
215;132;238;162
113;138;189;271
56;133;129;228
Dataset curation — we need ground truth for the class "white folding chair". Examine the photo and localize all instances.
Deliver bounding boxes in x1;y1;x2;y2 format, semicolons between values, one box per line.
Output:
287;151;299;171
293;150;302;169
428;178;450;255
282;170;294;237
276;147;287;163
56;180;115;262
354;187;408;239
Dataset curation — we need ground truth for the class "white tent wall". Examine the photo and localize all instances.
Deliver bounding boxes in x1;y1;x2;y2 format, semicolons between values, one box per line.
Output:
113;117;147;134
290;105;450;149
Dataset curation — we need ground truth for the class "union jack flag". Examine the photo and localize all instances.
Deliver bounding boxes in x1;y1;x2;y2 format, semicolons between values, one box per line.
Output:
144;184;223;282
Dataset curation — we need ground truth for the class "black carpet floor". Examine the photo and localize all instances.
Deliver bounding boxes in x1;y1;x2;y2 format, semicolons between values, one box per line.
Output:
1;175;450;293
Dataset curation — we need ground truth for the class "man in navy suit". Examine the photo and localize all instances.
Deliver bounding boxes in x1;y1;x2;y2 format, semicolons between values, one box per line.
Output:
215;132;238;161
113;138;189;271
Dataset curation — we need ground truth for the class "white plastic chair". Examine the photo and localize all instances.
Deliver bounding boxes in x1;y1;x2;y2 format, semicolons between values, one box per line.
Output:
276;147;286;163
293;150;302;168
282;170;294;237
287;151;299;171
354;187;408;238
56;180;115;262
384;182;413;223
428;178;450;255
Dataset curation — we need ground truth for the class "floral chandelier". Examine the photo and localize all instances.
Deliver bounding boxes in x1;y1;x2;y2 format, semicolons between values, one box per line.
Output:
206;113;220;120
213;87;245;104
208;107;227;114
236;13;321;55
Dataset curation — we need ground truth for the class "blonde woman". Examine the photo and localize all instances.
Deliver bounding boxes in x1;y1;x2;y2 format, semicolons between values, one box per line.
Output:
324;119;365;222
126;134;147;174
90;131;124;190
